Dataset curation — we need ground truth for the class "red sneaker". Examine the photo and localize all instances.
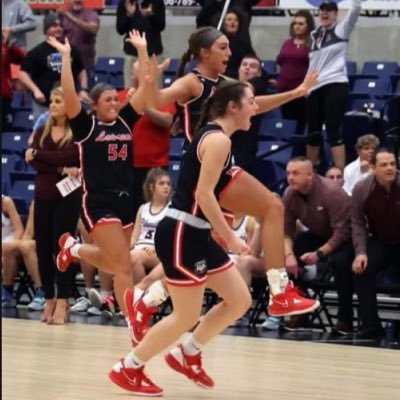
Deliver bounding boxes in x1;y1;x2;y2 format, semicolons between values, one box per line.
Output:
268;282;320;317
108;360;163;396
56;233;78;272
165;344;214;388
124;288;158;346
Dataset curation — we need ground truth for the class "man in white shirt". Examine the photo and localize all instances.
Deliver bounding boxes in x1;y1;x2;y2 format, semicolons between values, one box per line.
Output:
343;134;379;195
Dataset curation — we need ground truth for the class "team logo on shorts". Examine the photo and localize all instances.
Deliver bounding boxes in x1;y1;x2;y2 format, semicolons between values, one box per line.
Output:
194;259;207;276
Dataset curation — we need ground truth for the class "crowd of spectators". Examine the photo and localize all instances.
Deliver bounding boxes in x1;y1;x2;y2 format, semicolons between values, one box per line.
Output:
2;0;399;340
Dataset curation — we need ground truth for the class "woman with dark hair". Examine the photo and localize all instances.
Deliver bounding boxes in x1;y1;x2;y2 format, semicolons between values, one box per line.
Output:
275;10;315;134
25;85;81;324
109;80;319;396
48;31;159;333
220;9;255;79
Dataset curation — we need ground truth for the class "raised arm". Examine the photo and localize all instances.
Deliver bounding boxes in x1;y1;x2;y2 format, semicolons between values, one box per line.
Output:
336;0;362;39
255;70;318;114
47;36;81;118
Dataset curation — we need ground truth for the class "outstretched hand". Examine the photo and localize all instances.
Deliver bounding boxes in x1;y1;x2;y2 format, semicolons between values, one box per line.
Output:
47;36;71;56
295;70;319;97
125;29;147;50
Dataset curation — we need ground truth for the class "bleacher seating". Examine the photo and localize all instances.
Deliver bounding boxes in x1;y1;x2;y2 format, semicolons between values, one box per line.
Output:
258;118;298;141
256;140;294;168
2;131;30;155
11;111;34;132
261;60;277;74
9;181;35;215
169;137;185;160
168;160;181;189
352;77;390;97
361;61;399;79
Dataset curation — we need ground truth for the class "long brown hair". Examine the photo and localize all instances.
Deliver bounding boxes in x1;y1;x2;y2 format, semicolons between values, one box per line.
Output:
142;168;171;202
177;27;224;78
39;86;73;148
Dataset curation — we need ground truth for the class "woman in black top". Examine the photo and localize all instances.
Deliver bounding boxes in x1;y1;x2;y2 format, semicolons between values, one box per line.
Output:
48;31;157;334
109;81;320;396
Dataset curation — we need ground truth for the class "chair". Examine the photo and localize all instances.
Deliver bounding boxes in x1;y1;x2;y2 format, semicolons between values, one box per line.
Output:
9;171;36;188
95;57;124;75
258;107;282;121
261;60;277;74
258;118;298;141
352;78;390;97
93;71;110;85
361;61;399;79
390;74;400;94
346;61;357;75
162;74;176;88
169;137;184;160
253;159;286;192
9;181;35;214
109;73;125;89
11;91;33;111
164;58;180;75
2;154;21;194
168;161;181;189
1;131;30;154
256;140;293;168
11;111;34;132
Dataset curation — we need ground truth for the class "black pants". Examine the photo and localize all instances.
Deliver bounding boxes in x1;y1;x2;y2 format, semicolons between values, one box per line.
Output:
293;231;354;325
307;82;349;147
281;97;307;135
34;193;81;299
353;237;400;329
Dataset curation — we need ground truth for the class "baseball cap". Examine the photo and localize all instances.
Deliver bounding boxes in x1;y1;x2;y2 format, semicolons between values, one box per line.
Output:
319;1;339;11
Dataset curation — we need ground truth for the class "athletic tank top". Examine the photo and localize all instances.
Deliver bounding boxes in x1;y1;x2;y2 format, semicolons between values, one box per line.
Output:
176;69;225;143
171;123;242;222
136;201;170;246
232;216;249;242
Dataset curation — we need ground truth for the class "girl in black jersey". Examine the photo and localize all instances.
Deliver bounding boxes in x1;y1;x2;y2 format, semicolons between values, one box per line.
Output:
109;81;320;396
47;31;159;335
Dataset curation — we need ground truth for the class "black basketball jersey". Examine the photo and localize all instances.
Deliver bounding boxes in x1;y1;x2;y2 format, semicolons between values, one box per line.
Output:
69;105;139;195
171;123;242;222
176;69;225;143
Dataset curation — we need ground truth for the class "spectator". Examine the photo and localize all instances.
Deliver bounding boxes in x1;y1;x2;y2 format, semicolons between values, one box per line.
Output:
343;134;380;195
2;195;24;308
351;148;400;339
283;156;354;334
231;54;269;173
196;0;258;46
2;200;45;311
121;60;175;215
2;28;26;131
26;85;81;325
130;168;171;284
220;9;255;79
306;0;362;170
19;12;89;118
275;10;315;134
2;0;37;50
116;0;166;88
325;165;344;187
58;0;100;86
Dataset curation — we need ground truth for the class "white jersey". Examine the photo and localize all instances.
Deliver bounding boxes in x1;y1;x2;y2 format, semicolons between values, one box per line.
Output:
232;216;249;243
136;202;170;246
2;212;15;243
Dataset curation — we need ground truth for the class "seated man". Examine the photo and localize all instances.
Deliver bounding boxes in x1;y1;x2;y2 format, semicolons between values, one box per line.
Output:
343;134;380;195
283;156;354;334
351;148;400;339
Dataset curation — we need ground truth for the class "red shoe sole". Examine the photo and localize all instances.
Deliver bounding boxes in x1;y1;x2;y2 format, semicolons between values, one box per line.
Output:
268;300;320;317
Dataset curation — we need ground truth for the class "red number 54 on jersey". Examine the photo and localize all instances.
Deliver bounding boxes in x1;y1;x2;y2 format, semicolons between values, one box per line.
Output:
108;144;128;161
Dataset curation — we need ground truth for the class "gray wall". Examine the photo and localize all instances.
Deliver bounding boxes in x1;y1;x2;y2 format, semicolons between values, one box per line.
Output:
28;15;400;70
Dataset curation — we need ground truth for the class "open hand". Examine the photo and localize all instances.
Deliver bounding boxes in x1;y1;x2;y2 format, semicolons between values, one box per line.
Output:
126;30;147;50
47;36;71;56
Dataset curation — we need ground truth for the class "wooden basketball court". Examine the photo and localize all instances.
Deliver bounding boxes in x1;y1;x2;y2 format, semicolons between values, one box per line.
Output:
3;318;400;400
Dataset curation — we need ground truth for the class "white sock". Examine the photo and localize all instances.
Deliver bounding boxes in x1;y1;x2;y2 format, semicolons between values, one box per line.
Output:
70;243;82;258
113;350;144;371
142;280;169;307
84;287;93;297
266;268;289;295
181;334;203;356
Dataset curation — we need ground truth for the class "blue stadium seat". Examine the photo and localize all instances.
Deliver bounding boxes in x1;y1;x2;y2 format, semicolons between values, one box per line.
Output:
2;154;22;194
162;74;176;88
11;91;33;111
253;159;286;192
258;118;298;141
346;61;357;75
390;75;400;94
352;78;390;97
361;61;399;79
95;57;124;74
256;140;293;168
169;137;185;160
93;71;111;85
168;161;181;189
165;58;180;75
10;171;36;188
9;181;35;214
2;131;30;154
109;73;125;89
11;111;34;132
259;107;282;121
261;60;277;74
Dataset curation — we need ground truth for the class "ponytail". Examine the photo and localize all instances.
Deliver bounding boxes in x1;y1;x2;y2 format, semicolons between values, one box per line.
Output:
177;49;192;78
